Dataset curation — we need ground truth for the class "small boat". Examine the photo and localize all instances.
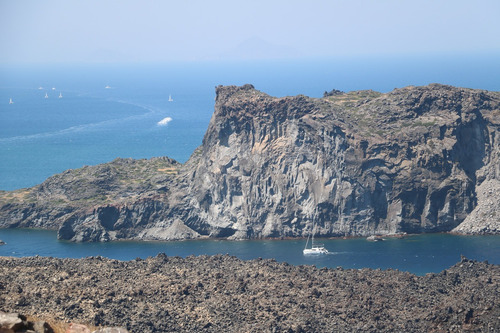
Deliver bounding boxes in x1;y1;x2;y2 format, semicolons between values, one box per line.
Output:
9;98;13;104
168;94;173;102
303;223;328;255
52;87;56;90
105;85;111;89
44;93;49;99
59;92;63;98
367;235;385;242
38;87;43;90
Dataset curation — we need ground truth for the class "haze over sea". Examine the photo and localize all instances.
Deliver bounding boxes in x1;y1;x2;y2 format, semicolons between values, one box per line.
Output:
1;56;500;274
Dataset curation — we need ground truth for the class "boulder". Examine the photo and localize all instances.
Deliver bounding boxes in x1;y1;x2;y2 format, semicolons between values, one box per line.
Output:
0;312;24;331
66;323;91;333
92;328;129;333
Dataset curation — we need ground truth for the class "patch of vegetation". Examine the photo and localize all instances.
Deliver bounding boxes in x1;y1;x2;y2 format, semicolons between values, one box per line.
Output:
1;157;181;208
413;120;437;127
327;90;382;105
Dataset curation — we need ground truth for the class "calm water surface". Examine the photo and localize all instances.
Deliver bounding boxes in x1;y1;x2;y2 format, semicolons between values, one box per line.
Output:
1;229;499;276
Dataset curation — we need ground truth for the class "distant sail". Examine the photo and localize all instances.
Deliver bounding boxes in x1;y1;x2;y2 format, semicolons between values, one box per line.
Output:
59;92;63;98
9;98;13;104
105;85;111;89
168;94;173;102
44;93;48;99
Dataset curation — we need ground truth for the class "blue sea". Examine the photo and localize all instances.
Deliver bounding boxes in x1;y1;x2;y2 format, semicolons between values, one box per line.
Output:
1;55;500;274
0;229;499;276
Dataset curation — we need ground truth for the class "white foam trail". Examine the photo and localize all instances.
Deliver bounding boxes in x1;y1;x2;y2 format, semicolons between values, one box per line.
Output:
157;117;172;126
0;107;158;144
0;97;169;144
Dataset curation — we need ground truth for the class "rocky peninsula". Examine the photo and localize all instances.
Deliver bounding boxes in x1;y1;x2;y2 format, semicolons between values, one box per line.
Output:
0;84;499;241
1;255;499;332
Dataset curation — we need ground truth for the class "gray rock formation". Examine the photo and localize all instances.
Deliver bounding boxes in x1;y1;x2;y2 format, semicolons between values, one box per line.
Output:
180;84;500;239
1;84;499;241
452;179;500;234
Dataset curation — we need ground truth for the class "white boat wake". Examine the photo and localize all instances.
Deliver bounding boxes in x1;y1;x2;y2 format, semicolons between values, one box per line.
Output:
157;117;172;126
0;99;162;144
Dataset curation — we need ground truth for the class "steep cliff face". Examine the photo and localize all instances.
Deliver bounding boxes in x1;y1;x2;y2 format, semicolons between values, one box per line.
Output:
180;84;500;239
1;84;499;241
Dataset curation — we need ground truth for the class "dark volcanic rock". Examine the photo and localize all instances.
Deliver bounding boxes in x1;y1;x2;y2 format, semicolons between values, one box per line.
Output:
1;84;499;241
0;255;499;332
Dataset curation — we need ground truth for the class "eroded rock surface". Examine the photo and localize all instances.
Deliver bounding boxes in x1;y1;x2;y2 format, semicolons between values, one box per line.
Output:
452;179;500;234
1;84;499;241
0;255;499;332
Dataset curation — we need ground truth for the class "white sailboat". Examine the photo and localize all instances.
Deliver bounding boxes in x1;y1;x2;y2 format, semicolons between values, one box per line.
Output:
303;222;329;255
44;93;49;99
9;98;13;104
59;92;63;98
168;94;173;102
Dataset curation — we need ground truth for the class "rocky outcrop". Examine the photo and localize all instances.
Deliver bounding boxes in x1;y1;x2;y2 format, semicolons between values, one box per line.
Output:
0;310;128;333
181;84;500;239
452;179;500;234
0;311;56;333
0;255;499;332
1;84;499;241
0;157;187;241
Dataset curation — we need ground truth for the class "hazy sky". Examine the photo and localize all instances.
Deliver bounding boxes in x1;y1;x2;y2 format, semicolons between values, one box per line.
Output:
1;0;499;63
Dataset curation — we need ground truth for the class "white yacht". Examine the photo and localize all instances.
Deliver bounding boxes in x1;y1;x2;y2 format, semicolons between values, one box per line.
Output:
168;94;173;102
9;98;13;104
44;93;49;99
59;92;63;98
303;223;329;255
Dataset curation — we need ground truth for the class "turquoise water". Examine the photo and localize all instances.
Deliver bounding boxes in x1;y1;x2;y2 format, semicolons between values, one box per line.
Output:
0;229;499;275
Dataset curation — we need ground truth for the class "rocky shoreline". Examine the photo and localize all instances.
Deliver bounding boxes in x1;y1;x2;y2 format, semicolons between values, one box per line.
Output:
1;255;499;332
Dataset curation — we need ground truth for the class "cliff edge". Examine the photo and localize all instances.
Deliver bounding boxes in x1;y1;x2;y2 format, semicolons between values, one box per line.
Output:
1;84;499;241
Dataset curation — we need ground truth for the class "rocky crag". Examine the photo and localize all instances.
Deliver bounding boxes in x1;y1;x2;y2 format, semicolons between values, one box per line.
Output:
0;255;499;332
1;84;499;241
